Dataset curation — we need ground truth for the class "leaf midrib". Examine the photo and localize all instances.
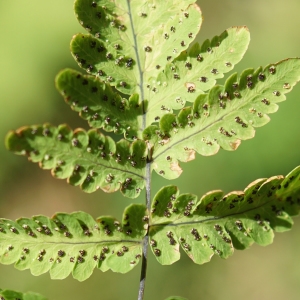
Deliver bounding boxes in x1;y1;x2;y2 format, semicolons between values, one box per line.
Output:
1;236;142;246
126;1;146;123
150;197;274;228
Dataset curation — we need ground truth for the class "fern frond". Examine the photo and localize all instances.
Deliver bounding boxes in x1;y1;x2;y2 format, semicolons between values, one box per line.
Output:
0;205;147;281
149;166;300;265
146;26;250;123
5;124;146;198
148;58;300;179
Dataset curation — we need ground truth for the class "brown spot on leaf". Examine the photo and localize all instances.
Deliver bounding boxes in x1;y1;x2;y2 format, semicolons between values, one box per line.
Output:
170;162;183;176
185;149;195;161
162;138;170;145
229;139;241;150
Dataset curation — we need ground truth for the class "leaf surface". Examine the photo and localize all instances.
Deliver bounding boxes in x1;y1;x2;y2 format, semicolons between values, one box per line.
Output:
146;26;250;123
149;166;300;265
5;124;147;198
72;0;202;95
0;205;147;281
56;69;143;140
148;58;300;179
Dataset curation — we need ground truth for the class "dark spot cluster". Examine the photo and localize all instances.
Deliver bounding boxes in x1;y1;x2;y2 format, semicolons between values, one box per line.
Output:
222;236;231;243
185;62;192;69
258;72;265;81
197;54;203;62
154;248;161;256
246;75;254;89
218;127;232;137
187;86;195;93
261;98;270;105
235;220;243;231
36;224;52;236
269;66;276;74
183;243;191;251
190;228;201;241
9;226;18;234
122;177;132;190
58;250;65;257
37;249;46;262
254;214;271;231
235;116;247;128
271;205;284;216
113;220;123;233
150;239;157;247
183;200;195;216
205;202;213;214
214;224;222;231
20;223;35;237
166;231;176;245
246;197;253;205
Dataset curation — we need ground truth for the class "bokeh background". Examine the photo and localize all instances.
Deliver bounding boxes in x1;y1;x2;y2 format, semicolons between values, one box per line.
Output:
1;0;300;299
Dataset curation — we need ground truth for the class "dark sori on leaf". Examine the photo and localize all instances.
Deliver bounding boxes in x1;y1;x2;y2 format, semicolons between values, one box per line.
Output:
2;0;300;300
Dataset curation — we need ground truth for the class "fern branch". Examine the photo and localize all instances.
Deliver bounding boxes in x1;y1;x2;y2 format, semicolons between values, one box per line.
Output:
56;68;143;140
146;26;250;123
147;58;300;179
5;124;147;198
0;205;147;281
148;166;300;265
138;162;151;300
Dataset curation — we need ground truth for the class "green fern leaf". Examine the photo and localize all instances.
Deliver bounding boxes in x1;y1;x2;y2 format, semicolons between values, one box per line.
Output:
0;205;147;281
71;0;202;95
0;289;47;300
148;58;300;179
149;166;300;265
5;124;146;198
146;26;250;123
56;69;143;140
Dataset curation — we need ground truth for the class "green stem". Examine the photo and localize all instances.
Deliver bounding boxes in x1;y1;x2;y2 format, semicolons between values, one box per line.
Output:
137;162;151;300
126;1;149;298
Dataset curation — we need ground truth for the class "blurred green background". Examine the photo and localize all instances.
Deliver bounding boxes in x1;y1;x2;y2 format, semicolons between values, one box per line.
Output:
1;0;300;299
